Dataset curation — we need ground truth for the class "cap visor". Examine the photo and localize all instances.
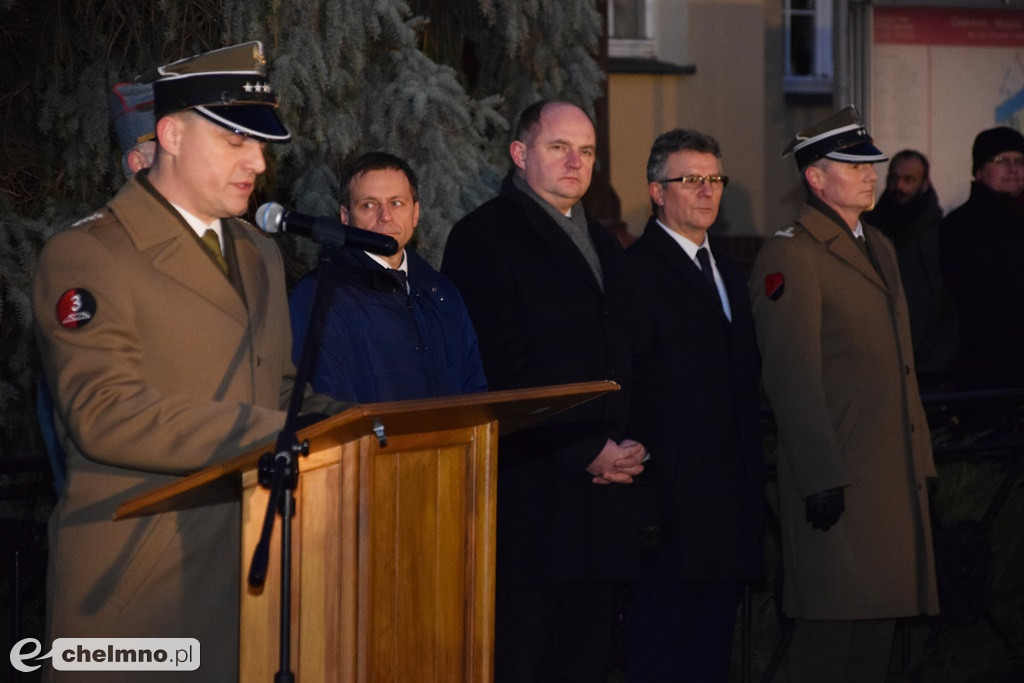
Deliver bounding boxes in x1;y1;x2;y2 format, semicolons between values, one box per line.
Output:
826;140;887;164
196;105;291;142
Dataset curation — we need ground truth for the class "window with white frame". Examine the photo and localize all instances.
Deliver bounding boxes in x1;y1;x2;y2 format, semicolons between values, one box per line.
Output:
608;0;657;59
783;0;833;93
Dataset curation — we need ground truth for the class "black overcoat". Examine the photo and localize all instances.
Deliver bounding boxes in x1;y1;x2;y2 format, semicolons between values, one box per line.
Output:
625;218;764;583
441;173;647;585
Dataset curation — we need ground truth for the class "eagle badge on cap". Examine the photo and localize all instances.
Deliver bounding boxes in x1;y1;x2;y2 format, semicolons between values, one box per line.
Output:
781;105;888;170
152;40;290;142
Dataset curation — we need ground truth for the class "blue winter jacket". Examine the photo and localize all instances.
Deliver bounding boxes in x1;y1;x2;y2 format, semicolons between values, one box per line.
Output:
289;247;487;403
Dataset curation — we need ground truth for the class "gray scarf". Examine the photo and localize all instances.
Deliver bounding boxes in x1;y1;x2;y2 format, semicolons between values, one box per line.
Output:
512;171;603;289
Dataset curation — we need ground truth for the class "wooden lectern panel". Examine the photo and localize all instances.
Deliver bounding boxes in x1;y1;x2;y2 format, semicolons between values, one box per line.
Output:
115;381;618;681
240;421;496;682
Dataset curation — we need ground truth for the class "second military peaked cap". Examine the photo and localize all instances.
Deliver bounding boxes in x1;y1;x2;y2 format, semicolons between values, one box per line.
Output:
110;82;155;156
782;105;887;170
152;40;290;143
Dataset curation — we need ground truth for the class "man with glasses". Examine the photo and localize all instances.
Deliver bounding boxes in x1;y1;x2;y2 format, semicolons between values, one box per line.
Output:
749;107;937;682
624;129;764;682
940;126;1024;375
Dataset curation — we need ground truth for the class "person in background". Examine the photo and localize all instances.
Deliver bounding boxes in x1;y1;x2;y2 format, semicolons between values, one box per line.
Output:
625;128;764;682
749;106;938;683
442;100;647;683
289;151;487;402
864;150;957;374
939;126;1024;378
109;81;156;176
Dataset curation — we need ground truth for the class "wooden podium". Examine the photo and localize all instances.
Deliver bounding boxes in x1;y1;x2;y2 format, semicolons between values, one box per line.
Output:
116;381;617;682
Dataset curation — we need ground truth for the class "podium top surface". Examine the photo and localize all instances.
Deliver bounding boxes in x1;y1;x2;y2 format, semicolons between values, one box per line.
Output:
115;380;618;520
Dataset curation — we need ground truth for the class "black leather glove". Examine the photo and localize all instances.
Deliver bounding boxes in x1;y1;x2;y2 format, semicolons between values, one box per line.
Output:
805;487;845;530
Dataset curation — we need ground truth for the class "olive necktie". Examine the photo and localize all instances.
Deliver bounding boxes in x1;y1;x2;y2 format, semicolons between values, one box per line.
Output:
201;229;228;275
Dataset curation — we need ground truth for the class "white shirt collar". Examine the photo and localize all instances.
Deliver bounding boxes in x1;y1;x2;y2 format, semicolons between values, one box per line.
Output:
654;218;732;321
366;249;407;274
171;203;223;249
655;219;710;263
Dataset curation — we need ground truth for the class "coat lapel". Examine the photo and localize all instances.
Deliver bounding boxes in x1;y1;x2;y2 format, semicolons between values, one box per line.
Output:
644;218;729;319
108;175;250;327
797;205;888;292
863;225;901;295
516;188;605;293
228;222;272;326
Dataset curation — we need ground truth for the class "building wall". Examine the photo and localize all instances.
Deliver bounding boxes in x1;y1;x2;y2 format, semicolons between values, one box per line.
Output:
761;0;835;235
606;0;888;241
608;0;769;239
869;6;1024;214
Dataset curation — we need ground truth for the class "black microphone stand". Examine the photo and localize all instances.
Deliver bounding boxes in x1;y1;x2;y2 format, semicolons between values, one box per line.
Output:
247;243;339;683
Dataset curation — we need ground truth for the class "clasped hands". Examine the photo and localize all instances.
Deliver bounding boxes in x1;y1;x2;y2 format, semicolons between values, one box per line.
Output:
586;438;646;485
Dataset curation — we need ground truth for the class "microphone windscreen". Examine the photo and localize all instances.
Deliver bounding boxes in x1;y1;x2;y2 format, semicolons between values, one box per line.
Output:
255;202;285;233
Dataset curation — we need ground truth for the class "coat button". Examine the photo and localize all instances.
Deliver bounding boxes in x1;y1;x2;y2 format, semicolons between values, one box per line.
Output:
905;365;911;375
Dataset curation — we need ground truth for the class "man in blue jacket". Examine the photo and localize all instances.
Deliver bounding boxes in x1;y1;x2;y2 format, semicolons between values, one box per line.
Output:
290;152;487;402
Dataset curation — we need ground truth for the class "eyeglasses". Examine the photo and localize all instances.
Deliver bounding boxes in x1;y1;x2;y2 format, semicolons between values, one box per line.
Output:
661;174;730;189
989;155;1024;168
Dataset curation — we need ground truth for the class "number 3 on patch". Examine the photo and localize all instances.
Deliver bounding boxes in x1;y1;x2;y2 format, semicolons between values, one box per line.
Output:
56;289;97;330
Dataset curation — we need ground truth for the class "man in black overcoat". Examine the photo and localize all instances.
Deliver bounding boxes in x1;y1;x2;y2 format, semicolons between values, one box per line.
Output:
624;129;764;682
441;100;648;683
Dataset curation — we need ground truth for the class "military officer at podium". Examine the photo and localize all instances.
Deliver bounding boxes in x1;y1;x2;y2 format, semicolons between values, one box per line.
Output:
34;41;339;681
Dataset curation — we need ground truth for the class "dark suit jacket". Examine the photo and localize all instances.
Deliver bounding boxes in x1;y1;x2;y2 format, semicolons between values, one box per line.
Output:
441;173;646;585
626;218;764;583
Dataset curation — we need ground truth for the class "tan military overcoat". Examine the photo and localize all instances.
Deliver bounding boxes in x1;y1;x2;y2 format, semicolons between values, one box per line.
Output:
34;174;297;681
749;203;939;620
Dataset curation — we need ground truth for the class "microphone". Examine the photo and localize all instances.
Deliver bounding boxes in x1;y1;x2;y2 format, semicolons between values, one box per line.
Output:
255;202;399;256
